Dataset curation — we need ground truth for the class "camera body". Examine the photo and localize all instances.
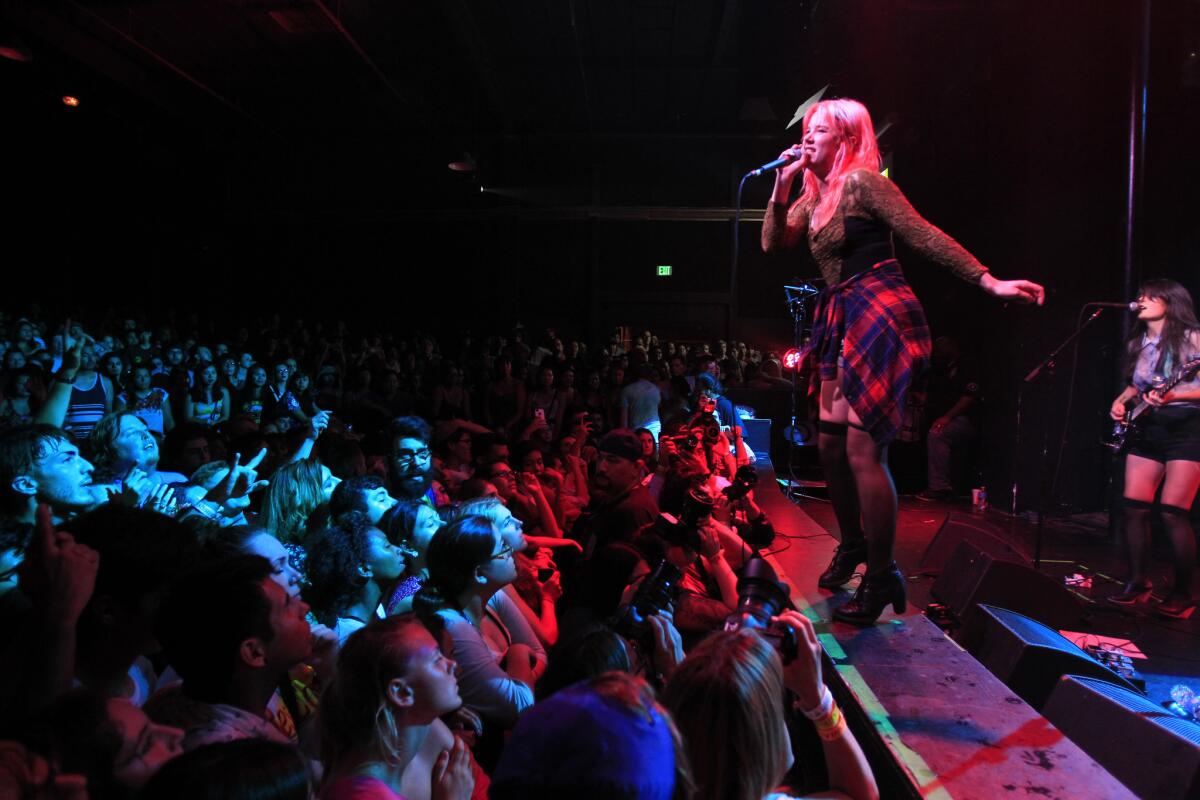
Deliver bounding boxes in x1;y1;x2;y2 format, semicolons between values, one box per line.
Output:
609;559;684;651
725;556;798;664
722;464;759;501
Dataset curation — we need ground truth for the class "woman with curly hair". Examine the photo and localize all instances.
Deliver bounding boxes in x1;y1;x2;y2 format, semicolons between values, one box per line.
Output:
304;511;408;643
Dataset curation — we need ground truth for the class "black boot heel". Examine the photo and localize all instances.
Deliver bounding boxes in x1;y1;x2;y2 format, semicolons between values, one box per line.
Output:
817;543;868;589
833;563;907;626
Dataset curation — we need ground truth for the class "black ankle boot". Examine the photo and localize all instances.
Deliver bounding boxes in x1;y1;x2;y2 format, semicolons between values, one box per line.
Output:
817;542;868;589
833;563;907;626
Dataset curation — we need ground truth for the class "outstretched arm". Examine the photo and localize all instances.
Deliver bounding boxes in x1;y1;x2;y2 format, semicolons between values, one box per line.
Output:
847;169;1044;305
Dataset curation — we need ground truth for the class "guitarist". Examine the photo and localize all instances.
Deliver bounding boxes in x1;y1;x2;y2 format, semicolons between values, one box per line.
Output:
1109;279;1200;618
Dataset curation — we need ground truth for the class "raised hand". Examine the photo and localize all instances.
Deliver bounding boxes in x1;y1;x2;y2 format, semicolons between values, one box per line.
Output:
647;613;685;680
21;504;100;622
308;408;331;440
431;735;474;800
773;609;824;710
205;448;270;514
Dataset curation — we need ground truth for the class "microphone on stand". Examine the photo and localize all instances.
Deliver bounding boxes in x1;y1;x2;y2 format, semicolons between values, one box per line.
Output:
1085;301;1141;311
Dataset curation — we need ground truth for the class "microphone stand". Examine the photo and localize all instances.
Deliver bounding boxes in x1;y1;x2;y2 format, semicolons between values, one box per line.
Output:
1016;307;1107;570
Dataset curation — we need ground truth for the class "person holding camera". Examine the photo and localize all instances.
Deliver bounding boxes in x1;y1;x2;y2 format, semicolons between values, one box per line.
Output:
639;507;740;641
662;612;878;800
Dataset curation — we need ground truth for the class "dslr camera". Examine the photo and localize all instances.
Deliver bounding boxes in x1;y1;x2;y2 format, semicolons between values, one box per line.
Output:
724;556;798;664
609;557;684;652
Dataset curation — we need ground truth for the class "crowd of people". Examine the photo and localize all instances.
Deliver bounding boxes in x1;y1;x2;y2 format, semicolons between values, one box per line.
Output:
0;309;878;800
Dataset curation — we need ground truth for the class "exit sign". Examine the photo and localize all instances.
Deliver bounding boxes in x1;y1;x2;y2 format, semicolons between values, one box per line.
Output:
657;265;672;277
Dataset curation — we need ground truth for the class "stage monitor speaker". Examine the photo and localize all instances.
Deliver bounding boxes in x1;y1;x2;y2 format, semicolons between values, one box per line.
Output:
918;513;1028;575
1044;675;1200;800
965;605;1140;710
740;417;771;460
935;540;1082;643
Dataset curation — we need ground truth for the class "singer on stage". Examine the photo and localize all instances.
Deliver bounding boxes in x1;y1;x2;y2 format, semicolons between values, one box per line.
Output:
761;98;1045;625
1108;279;1200;618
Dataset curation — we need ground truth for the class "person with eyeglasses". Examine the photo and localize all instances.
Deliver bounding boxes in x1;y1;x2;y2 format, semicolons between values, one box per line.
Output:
413;515;546;734
388;416;446;506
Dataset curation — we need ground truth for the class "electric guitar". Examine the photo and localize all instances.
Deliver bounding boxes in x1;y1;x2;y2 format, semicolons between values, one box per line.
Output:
1105;357;1200;452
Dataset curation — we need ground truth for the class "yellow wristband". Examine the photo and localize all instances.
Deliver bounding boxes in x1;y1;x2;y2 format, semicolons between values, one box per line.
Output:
817;714;848;741
813;703;842;731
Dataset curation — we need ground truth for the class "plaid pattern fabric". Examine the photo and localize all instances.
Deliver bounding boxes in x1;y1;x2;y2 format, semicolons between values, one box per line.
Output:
803;259;931;445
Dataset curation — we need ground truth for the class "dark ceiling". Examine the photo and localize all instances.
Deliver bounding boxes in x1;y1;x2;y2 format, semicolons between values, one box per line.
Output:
4;0;834;210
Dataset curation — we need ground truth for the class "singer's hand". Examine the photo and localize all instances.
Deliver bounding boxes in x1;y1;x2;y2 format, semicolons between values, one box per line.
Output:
979;274;1046;306
776;145;808;184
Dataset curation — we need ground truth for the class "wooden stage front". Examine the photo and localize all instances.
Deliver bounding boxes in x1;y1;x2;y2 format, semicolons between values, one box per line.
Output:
754;458;1135;799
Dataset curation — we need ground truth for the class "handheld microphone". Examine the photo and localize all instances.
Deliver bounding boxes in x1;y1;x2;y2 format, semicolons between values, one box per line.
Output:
1085;301;1141;311
748;148;804;177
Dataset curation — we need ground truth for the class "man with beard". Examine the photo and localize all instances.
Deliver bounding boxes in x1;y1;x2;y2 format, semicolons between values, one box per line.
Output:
388;416;446;506
572;429;658;557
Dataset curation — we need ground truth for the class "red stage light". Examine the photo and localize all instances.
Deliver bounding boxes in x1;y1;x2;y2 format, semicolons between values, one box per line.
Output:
61;95;80;107
783;349;801;369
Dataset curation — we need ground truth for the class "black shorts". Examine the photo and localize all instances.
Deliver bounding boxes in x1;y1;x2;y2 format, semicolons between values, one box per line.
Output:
1127;405;1200;463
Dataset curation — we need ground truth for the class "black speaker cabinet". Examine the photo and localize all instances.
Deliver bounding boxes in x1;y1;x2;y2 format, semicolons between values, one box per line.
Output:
1044;674;1200;800
964;605;1140;710
918;513;1029;575
935;540;1082;643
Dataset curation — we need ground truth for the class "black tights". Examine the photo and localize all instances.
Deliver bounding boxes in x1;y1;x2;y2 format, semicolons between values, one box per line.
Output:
818;421;898;575
1125;499;1196;596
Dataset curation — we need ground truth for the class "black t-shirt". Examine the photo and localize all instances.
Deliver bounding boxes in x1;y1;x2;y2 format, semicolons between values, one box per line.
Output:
925;357;981;421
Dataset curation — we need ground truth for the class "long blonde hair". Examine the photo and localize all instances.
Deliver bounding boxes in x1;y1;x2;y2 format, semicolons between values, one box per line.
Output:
661;629;790;800
798;98;882;230
260;458;326;544
318;615;426;771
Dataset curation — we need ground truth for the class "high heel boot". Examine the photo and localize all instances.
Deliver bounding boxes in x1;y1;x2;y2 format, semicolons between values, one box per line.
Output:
1107;581;1152;605
832;562;907;626
817;542;868;589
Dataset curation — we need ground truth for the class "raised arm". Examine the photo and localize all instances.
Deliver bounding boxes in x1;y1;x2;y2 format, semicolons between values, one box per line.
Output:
844;169;986;282
761;147;811;253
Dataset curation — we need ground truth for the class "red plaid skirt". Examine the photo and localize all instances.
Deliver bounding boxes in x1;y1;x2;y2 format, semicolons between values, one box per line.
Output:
802;260;931;446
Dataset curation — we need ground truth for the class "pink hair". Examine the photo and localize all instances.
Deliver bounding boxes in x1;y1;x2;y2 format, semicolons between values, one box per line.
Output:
798;98;882;228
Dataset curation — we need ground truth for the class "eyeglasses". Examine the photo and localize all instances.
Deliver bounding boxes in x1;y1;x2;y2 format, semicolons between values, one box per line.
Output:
489;543;514;561
394;448;432;465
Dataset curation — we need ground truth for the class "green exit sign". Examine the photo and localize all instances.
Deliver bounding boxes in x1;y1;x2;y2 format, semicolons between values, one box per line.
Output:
657;265;672;277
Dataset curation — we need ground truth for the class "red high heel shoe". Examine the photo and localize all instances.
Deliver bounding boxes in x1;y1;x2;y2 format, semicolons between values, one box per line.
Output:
1108;582;1152;605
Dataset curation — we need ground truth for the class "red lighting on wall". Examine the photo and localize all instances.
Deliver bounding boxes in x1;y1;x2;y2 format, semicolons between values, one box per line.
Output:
783;349;802;369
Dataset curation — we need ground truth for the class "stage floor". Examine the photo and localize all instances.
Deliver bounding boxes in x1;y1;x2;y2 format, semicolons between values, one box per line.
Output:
783;484;1200;709
755;460;1163;798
